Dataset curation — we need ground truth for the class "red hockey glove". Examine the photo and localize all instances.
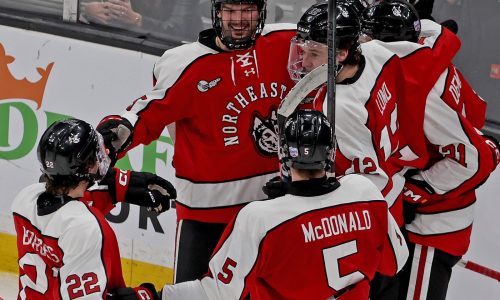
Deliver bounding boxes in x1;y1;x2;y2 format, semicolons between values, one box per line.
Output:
96;115;134;163
483;135;500;168
107;283;160;300
401;177;436;205
102;168;176;213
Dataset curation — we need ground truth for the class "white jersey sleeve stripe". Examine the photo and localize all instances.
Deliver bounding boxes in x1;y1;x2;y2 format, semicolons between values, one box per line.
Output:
406;201;474;236
420;70;480;194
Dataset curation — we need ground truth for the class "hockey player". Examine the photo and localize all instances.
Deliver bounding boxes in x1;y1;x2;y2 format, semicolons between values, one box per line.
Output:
12;119;176;299
141;109;407;300
360;1;500;299
95;0;296;283
287;1;459;226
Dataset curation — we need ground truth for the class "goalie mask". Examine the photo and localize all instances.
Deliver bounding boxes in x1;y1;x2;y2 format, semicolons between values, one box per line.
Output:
288;2;361;82
281;109;335;170
212;0;267;50
38;119;111;184
360;0;421;43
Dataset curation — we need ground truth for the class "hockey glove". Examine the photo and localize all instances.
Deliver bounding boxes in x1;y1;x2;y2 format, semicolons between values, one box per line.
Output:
107;283;160;300
262;176;287;199
441;19;458;34
103;168;176;214
403;200;419;224
96;115;134;163
401;176;436;205
483;135;500;168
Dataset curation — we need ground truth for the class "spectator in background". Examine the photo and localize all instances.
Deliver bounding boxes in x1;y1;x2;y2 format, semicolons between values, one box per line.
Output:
80;0;202;41
265;0;316;23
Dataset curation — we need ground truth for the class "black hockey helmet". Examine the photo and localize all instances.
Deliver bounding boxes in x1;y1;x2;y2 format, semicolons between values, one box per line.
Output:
339;0;369;15
361;0;421;43
211;0;267;50
281;109;335;170
37;119;110;182
296;2;360;45
289;2;361;81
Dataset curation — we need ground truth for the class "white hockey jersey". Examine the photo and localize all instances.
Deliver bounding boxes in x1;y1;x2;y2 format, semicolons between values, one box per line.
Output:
161;175;408;300
315;23;460;226
12;183;125;299
398;21;498;256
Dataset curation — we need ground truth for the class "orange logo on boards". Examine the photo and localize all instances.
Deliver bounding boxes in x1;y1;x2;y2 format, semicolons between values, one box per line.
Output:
0;43;54;109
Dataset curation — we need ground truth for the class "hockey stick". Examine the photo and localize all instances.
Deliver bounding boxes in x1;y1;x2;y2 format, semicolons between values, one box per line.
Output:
457;259;500;282
327;0;337;173
277;63;327;119
277;63;327;135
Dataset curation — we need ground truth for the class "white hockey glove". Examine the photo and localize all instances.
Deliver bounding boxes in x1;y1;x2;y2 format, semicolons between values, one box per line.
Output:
96;115;133;163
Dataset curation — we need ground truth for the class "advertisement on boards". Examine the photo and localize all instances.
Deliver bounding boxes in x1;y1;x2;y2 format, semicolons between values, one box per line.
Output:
1;24;500;299
0;25;176;286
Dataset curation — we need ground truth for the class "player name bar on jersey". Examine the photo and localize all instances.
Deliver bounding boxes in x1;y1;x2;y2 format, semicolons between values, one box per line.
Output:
22;225;61;264
301;210;372;243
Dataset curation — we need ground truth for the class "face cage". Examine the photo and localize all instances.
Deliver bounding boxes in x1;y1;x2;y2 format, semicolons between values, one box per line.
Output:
94;132;111;182
212;2;266;50
288;37;328;82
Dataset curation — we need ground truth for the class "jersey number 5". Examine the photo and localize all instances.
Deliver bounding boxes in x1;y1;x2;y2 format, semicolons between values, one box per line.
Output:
217;257;237;284
322;240;364;291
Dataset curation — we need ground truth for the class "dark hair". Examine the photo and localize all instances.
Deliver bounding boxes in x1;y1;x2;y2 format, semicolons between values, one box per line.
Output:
339;38;362;66
44;157;96;195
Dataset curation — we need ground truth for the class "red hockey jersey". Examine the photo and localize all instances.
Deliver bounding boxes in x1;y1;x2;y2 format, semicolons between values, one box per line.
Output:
315;31;459;225
418;19;486;130
161;175;408;300
12;183;125;299
440;64;487;129
402;63;497;256
121;24;296;223
390;20;496;255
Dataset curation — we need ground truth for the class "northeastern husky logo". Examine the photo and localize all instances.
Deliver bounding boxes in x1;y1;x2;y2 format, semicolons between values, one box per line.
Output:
197;77;221;92
251;109;279;156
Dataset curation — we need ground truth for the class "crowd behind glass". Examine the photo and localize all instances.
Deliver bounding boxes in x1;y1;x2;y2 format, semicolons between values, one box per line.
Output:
1;0;499;123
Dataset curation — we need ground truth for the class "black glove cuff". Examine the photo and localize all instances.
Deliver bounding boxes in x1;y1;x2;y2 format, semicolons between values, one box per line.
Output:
262;176;287;199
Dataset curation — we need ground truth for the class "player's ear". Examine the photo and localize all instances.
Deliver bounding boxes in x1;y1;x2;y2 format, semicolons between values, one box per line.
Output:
336;49;349;64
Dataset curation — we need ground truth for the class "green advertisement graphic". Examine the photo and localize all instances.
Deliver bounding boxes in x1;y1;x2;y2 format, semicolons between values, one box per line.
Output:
0;102;173;174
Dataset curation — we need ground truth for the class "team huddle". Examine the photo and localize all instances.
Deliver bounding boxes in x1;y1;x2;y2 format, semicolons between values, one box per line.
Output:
11;0;500;300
